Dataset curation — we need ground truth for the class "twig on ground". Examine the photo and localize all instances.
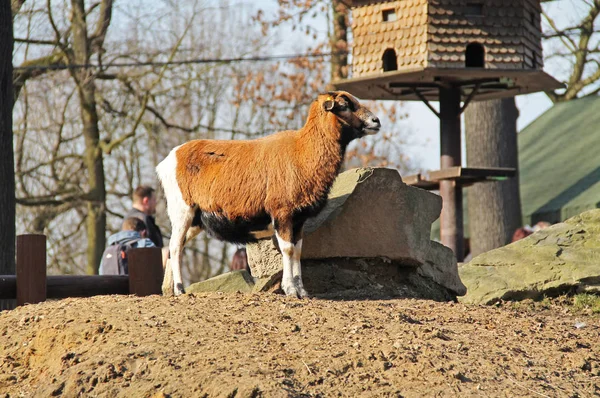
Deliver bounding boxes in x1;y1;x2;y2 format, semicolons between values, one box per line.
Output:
302;359;312;375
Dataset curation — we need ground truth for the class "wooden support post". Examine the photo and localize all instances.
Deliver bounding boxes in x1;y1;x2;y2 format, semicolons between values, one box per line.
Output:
128;247;164;296
16;234;47;306
439;86;465;261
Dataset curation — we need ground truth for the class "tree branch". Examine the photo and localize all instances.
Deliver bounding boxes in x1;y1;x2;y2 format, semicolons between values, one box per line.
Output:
13;51;68;101
543;11;577;51
89;0;113;53
544;1;600;102
14;37;59;45
11;0;26;17
16;190;89;207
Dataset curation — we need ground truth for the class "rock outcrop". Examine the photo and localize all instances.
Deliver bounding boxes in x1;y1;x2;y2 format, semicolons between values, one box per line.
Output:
459;209;600;305
187;270;255;294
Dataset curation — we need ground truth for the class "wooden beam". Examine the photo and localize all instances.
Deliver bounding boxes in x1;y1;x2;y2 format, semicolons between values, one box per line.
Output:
1;275;132;299
47;275;129;298
332;68;564;101
459;83;481;114
430;166;516;180
412;88;440;118
0;276;16;299
404;167;517;191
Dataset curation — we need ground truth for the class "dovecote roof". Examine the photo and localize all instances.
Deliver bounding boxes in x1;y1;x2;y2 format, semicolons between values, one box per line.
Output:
334;0;562;101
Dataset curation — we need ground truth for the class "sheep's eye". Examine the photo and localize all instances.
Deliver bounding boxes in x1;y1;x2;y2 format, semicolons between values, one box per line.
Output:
340;95;355;111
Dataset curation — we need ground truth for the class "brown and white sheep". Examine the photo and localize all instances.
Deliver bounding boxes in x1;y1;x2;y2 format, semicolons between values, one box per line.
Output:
156;91;381;297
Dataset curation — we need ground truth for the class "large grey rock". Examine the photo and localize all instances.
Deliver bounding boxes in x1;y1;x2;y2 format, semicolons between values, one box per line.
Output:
247;167;466;297
246;238;283;279
187;270;254;294
459;209;600;305
301;168;442;263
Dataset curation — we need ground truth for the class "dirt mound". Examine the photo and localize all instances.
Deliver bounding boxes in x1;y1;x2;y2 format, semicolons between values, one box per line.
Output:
1;293;598;397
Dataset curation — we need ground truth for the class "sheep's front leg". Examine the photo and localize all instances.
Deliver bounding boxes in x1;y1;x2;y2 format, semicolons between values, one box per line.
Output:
275;219;308;298
291;237;308;298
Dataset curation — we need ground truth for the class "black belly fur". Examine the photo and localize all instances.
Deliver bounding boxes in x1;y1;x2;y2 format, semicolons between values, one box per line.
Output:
192;210;272;244
191;198;328;245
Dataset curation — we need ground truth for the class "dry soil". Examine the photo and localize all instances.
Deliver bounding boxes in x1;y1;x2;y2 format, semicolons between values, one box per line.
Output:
0;293;599;397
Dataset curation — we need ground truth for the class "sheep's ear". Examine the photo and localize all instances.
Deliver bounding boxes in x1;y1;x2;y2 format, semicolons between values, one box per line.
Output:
323;99;335;112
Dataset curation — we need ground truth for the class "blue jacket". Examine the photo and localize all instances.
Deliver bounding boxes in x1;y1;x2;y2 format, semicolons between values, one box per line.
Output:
99;231;156;275
106;230;156;248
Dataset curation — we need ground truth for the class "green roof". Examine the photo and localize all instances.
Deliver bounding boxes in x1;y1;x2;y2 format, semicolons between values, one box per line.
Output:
519;95;600;225
430;94;600;240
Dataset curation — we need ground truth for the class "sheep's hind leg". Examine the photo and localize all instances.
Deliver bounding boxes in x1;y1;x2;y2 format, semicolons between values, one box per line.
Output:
275;219;308;298
165;205;195;296
162;224;201;296
162;258;174;296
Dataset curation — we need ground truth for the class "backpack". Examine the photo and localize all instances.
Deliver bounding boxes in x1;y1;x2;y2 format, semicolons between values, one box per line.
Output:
99;239;139;275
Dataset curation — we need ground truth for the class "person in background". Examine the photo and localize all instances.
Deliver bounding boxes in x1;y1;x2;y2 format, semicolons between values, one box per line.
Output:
99;217;156;275
511;226;533;243
123;185;164;248
533;221;551;232
230;248;249;272
123;185;170;270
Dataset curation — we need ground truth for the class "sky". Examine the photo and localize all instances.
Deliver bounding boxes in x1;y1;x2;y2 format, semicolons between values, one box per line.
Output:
262;0;587;172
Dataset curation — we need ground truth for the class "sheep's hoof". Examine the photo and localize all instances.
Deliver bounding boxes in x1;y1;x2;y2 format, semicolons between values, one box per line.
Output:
296;287;309;298
174;283;186;296
282;283;308;299
293;277;309;298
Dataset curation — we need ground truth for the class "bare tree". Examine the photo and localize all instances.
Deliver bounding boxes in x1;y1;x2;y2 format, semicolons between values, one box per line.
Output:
69;0;112;274
330;0;349;84
465;99;521;257
1;0;15;310
542;0;600;102
13;0;200;275
12;0;115;274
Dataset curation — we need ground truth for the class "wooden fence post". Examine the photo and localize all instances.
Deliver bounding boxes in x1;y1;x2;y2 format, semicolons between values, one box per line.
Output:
16;234;47;306
128;247;163;296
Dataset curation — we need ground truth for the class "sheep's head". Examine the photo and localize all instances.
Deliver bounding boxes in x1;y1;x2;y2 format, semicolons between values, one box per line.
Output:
321;91;381;138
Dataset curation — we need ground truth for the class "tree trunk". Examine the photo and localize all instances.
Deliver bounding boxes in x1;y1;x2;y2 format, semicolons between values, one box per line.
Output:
329;0;348;84
465;98;522;257
71;0;107;274
81;83;106;275
0;0;16;309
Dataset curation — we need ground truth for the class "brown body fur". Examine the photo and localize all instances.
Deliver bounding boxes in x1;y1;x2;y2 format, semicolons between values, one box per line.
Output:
175;99;345;229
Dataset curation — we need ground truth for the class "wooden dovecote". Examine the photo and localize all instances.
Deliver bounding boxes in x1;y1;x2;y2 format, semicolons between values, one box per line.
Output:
337;0;561;101
352;0;543;74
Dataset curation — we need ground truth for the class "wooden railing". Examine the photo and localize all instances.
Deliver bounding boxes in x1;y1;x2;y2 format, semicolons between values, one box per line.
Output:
0;234;164;306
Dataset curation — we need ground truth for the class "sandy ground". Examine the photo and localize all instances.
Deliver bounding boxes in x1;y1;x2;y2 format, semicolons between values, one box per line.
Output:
0;292;598;397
